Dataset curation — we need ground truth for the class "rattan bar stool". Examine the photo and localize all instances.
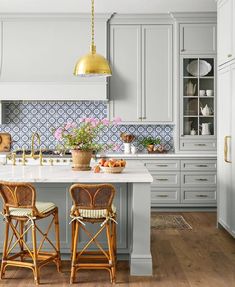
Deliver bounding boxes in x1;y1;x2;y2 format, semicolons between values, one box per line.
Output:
0;181;61;285
69;183;117;284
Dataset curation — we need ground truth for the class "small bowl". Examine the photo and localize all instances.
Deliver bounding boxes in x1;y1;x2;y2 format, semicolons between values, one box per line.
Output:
100;166;125;173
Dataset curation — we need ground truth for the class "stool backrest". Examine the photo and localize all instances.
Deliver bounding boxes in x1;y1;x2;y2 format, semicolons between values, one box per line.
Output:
69;184;116;211
0;181;36;212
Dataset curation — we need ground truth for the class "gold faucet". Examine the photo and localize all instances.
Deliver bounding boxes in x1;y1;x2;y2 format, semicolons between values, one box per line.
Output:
22;133;43;166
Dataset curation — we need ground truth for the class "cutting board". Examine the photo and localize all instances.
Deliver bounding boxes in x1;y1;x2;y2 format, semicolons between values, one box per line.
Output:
0;133;11;152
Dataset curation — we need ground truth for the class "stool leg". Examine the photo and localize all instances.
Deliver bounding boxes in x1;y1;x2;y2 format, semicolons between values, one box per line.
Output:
19;221;24;261
71;220;75;256
106;222;115;283
70;221;79;284
32;222;39;285
54;209;62;272
111;220;117;282
0;219;10;279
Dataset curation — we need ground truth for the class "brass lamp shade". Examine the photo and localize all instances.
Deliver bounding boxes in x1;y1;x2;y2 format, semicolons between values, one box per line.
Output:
74;47;112;77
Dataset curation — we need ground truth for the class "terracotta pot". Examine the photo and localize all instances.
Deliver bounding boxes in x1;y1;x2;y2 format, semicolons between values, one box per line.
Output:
147;144;154;152
71;150;92;171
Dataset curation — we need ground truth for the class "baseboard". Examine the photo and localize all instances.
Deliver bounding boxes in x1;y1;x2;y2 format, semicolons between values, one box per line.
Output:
151;207;217;212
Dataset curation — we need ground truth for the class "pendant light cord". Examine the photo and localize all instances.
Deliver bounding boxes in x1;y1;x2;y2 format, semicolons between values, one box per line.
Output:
91;0;96;53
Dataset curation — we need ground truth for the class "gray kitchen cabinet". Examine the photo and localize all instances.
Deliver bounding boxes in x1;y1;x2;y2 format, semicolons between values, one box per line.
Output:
141;25;173;122
109;22;173;123
179;55;217;152
217;64;233;232
109;25;141;122
180;24;216;55
217;0;235;66
143;158;217;208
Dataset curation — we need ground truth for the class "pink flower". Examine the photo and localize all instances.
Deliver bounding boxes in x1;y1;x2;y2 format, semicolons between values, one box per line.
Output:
85;118;92;123
101;118;109;126
113;116;122;125
54;128;63;141
113;144;121;151
64;122;76;130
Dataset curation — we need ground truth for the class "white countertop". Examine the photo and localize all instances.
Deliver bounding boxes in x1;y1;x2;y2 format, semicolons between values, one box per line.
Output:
97;152;217;159
0;161;153;183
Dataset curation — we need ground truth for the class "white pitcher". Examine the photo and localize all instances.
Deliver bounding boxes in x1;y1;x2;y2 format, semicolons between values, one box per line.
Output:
200;123;211;135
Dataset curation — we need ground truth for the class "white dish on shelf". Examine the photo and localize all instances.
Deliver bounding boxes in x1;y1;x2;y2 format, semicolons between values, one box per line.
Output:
187;60;212;77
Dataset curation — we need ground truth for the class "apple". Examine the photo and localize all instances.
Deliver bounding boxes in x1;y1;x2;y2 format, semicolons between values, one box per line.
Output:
98;158;106;166
93;165;101;173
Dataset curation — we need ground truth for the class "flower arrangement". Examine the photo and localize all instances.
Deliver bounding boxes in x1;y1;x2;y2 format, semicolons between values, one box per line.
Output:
54;117;122;153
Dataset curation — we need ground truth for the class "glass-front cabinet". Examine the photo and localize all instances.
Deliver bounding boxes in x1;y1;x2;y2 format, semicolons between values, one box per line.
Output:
180;56;216;151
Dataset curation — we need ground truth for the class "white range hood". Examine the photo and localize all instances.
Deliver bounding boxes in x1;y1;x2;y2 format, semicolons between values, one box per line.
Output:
0;13;112;101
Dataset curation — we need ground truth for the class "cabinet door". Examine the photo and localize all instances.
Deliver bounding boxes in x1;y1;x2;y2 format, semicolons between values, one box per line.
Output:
142;25;173;122
109;25;141;122
231;63;235;234
217;65;232;230
180;24;216;54
218;0;234;65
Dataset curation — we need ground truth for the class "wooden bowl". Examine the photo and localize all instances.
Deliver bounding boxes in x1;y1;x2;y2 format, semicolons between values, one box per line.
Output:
100;166;125;173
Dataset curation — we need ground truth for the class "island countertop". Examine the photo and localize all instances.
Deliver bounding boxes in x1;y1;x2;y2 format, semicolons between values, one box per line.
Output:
0;161;153;183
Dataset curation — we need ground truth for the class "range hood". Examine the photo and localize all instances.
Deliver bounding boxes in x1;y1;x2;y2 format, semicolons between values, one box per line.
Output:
0;13;112;101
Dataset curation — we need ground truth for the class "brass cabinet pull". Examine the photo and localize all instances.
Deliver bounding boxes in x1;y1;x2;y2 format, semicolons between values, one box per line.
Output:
156;194;169;198
156;178;169;181
196;165;208;167
196;194;208;198
194;143;206;146
195;178;208;181
224;136;232;163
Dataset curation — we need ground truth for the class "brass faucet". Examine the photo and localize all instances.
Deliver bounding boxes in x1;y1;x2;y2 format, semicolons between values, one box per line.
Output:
22;133;43;166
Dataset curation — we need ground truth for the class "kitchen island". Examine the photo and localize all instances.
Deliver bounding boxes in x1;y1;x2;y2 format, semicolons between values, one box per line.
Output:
0;160;153;276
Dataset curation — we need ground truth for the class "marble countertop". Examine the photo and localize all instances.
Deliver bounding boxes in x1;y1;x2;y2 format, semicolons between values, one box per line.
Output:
97;152;217;159
0;161;153;183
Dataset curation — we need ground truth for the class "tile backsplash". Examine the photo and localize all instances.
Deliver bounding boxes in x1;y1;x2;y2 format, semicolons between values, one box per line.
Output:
0;101;174;152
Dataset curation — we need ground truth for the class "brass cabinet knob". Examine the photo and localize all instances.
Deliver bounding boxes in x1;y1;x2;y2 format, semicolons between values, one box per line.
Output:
228;54;232;58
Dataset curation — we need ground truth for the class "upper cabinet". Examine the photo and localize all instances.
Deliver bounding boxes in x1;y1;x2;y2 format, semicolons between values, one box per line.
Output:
109;16;173;123
0;14;111;101
217;0;235;66
180;24;216;54
141;25;173;122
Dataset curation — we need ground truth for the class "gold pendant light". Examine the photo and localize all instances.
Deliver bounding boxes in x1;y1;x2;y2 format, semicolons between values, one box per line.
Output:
73;0;112;77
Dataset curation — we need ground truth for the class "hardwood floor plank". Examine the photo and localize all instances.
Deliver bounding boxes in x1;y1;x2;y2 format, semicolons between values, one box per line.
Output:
1;212;235;286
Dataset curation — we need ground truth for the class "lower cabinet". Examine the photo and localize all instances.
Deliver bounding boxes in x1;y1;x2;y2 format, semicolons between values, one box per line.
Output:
143;158;217;207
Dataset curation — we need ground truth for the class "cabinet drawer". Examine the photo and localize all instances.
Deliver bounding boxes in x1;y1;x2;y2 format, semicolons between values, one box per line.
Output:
180;140;216;151
181;160;217;171
182;172;216;186
145;160;180;171
181;188;216;204
152;172;180;187
151;188;180;204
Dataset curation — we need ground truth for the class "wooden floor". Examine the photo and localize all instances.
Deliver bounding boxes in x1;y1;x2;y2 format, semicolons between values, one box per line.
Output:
1;212;235;286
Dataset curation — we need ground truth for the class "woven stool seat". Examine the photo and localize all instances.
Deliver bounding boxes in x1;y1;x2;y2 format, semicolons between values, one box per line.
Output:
9;202;56;217
71;204;116;219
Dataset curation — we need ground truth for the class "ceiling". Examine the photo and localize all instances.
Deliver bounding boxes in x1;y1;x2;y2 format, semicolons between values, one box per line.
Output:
0;0;216;13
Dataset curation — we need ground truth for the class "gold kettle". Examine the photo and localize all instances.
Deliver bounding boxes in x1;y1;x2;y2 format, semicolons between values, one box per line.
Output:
185;81;196;96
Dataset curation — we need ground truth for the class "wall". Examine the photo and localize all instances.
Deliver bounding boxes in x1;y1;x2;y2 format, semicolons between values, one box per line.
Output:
0;101;174;152
0;0;216;13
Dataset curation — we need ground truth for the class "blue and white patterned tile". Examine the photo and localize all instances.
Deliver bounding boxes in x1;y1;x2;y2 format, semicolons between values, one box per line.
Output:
0;101;175;151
